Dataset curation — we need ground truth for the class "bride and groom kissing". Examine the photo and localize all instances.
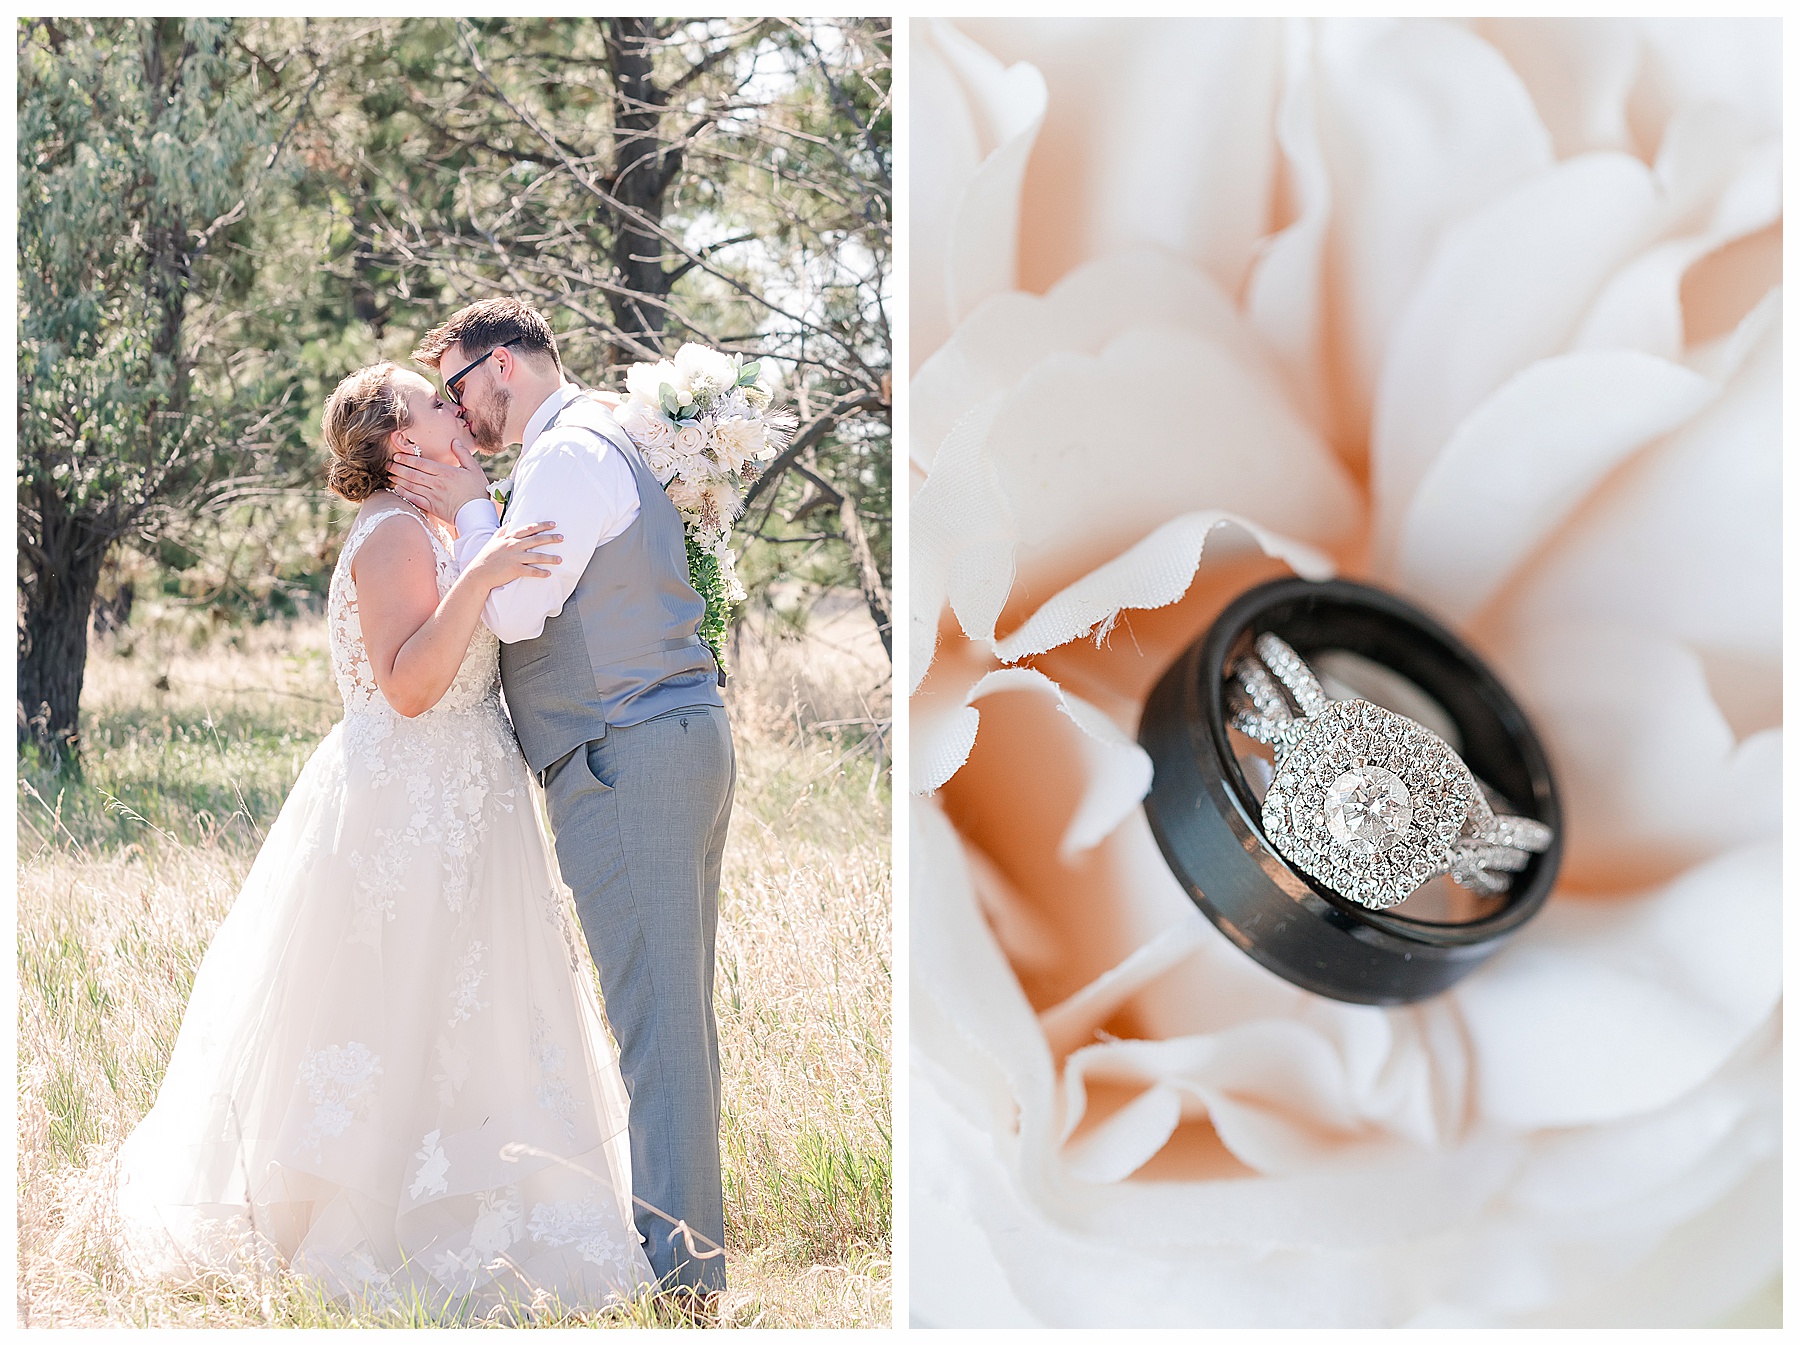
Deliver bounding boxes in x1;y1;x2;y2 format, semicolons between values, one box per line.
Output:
114;298;736;1319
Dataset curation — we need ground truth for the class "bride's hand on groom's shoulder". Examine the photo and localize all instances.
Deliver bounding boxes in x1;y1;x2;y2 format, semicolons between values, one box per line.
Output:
391;438;489;523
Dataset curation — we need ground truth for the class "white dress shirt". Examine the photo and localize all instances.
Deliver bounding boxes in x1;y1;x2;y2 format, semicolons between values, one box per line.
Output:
452;381;641;643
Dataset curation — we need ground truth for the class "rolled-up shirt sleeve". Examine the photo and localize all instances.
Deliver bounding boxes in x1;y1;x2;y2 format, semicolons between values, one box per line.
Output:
456;429;640;644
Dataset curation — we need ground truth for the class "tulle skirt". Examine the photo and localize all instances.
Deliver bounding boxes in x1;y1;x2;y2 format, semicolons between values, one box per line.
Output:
115;696;656;1317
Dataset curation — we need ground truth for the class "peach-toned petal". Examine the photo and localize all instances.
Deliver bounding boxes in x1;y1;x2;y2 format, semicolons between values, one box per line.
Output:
1037;920;1208;1059
1314;19;1554;452
1455;841;1779;1129
916;666;1152;862
1490;621;1779;888
1371;153;1659;541
952;19;1284;300
1500;291;1778;660
1063;1026;1370;1178
912;21;1047;373
1393;350;1716;621
908;631;1000;795
1476;19;1642;158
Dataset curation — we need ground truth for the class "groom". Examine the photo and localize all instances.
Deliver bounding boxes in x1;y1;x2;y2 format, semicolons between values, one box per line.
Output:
392;298;733;1303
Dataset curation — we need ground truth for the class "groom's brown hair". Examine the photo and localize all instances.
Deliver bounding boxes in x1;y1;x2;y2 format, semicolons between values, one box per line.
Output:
414;297;563;375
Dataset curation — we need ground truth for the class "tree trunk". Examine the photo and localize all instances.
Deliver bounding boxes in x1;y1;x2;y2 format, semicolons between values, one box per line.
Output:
602;17;674;365
18;526;107;756
838;493;892;659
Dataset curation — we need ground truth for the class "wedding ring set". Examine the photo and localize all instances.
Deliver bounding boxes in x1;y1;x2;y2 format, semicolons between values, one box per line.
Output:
1139;578;1562;1005
1227;633;1553;911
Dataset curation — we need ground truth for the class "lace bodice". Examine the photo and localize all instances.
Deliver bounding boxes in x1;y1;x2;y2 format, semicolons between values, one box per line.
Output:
327;505;501;717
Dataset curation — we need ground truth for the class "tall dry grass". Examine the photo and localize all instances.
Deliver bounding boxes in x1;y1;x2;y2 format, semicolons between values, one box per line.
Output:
18;600;891;1328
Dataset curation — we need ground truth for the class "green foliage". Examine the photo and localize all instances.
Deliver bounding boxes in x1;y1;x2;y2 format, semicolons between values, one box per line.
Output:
19;18;300;543
687;533;732;678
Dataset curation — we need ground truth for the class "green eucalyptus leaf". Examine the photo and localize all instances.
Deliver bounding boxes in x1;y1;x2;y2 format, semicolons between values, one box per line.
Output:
737;360;760;386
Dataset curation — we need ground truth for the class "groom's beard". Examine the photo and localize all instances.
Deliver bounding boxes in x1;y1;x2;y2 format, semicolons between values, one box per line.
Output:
464;388;512;452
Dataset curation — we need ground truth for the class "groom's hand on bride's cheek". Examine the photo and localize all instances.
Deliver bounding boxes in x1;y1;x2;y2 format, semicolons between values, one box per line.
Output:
390;441;489;520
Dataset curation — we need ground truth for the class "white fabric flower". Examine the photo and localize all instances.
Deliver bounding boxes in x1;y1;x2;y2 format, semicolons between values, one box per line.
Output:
624;358;689;408
713;416;764;472
672;423;707;457
911;17;1781;1329
674;341;739;394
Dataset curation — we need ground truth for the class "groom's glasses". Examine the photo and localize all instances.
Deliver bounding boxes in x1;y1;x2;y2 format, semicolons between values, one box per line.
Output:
444;340;524;406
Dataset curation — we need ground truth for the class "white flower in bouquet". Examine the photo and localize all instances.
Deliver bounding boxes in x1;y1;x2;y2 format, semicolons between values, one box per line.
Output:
674;342;741;400
625;358;691;411
713;416;764;473
619;402;675;450
912;15;1780;1330
663;473;710;519
671;421;708;459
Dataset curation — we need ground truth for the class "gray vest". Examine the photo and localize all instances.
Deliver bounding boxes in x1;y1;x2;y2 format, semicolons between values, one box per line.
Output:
499;392;723;772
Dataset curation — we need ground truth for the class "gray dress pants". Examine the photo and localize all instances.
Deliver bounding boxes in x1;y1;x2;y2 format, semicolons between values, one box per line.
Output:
540;703;735;1294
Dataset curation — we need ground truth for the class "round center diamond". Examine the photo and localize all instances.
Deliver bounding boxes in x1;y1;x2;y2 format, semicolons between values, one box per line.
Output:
1323;766;1413;857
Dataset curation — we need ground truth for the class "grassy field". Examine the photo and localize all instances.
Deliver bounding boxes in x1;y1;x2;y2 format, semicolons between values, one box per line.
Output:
18;600;892;1328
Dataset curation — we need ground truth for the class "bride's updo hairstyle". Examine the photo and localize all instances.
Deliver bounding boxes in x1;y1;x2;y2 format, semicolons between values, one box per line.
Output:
323;362;411;502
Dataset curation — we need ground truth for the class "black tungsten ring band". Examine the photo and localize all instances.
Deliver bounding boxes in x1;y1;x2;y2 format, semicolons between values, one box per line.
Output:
1138;577;1562;1005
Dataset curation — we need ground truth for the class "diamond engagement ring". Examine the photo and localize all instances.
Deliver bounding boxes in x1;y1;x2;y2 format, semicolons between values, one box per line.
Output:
1228;633;1553;911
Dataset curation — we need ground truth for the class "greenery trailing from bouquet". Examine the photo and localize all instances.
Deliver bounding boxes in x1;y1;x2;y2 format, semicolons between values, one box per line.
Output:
616;344;795;676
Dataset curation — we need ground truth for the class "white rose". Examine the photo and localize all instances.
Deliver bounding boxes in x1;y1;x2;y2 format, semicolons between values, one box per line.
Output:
640;443;680;483
912;17;1780;1329
672;423;707;459
624;409;675;453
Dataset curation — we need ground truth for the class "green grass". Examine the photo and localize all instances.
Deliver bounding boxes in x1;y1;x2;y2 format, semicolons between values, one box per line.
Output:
19;613;891;1328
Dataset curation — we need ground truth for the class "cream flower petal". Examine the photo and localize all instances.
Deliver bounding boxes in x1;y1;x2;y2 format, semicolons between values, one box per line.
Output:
1454;840;1779;1130
1491;621;1779;885
1572;113;1780;357
955;19;1283;299
913;321;1360;682
1245;20;1335;435
1371;153;1660;540
1312;19;1553;448
912;248;1265;474
912;21;1047;373
1636;19;1781;144
993;512;1334;664
1501;290;1779;660
1393;350;1716;621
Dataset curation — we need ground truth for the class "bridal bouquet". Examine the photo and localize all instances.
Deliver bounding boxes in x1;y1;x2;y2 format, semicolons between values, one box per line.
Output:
615;343;795;674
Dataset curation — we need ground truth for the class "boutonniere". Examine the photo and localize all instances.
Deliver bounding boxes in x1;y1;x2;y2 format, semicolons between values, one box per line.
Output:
490;475;514;522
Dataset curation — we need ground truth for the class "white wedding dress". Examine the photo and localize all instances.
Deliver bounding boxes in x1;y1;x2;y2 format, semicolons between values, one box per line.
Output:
115;504;656;1317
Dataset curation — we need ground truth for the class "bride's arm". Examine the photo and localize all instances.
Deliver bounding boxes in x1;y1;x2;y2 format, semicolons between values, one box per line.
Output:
355;515;563;718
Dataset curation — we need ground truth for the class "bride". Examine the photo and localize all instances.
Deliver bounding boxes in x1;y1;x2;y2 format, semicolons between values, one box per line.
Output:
114;362;658;1317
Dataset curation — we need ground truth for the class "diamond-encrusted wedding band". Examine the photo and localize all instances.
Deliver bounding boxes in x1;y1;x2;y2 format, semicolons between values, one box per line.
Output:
1228;634;1553;910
